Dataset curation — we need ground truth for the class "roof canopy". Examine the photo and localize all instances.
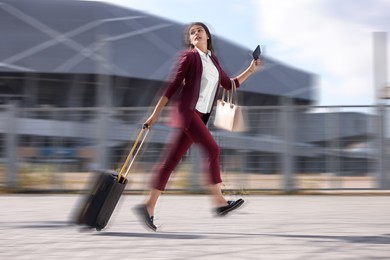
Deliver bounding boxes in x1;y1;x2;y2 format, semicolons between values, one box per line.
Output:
0;0;316;102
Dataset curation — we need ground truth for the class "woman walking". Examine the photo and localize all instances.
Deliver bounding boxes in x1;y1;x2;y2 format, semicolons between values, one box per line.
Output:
136;22;262;231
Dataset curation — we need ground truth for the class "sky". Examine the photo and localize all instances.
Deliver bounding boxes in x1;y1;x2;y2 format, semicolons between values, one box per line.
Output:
83;0;390;106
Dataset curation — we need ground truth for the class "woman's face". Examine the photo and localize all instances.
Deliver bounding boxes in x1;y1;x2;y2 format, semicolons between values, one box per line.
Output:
189;25;208;49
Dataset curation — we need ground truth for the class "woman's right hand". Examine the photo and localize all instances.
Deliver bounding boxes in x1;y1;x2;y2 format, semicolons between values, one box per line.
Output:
144;114;157;129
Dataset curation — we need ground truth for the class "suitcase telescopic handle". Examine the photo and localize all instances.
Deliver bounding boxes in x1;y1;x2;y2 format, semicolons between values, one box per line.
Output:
118;125;149;183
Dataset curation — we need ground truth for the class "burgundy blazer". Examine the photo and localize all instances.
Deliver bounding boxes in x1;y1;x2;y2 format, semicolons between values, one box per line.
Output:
162;48;240;130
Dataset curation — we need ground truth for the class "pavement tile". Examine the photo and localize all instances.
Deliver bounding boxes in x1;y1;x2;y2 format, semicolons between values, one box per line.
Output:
0;194;389;259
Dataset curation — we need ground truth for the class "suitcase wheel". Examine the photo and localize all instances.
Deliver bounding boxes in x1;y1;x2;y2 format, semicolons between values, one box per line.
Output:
96;223;105;231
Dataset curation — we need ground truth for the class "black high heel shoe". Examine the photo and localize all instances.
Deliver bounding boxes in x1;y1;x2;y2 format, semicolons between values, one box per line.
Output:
215;199;245;216
134;204;157;231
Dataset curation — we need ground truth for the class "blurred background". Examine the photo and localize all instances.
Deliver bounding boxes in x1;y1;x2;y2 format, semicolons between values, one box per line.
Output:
1;0;390;193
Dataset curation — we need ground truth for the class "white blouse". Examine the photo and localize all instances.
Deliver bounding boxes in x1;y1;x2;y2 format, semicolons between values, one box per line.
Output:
194;47;219;114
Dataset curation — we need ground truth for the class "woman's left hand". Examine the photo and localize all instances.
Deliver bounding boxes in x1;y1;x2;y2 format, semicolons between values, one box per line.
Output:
249;59;262;73
236;58;263;85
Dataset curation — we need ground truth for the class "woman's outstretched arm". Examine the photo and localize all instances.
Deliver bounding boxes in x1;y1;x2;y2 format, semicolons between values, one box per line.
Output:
236;59;262;85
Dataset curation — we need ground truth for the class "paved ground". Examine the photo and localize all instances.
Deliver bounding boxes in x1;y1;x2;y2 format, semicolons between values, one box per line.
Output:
0;194;390;259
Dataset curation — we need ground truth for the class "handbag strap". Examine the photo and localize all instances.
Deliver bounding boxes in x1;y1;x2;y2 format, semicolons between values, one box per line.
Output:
221;86;226;103
220;79;237;105
230;79;237;104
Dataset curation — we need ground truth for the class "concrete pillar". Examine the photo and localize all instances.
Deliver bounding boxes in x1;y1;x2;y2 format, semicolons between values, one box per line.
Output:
6;101;18;189
373;32;390;188
280;97;296;191
189;146;203;192
94;36;112;170
326;109;342;188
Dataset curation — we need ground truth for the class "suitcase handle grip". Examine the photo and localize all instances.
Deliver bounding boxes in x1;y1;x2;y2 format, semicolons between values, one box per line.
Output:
118;126;149;183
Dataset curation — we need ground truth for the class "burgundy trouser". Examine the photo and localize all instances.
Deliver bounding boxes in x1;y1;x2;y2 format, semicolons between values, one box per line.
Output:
152;111;222;191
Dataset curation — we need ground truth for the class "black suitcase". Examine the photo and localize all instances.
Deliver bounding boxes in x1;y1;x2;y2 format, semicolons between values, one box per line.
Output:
74;126;149;231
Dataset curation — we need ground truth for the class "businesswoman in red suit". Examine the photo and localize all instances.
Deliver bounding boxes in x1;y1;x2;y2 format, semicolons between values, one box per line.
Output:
136;22;262;231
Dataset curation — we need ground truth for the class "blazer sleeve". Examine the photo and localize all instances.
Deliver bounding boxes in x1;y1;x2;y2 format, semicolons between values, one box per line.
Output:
162;51;192;100
212;55;240;90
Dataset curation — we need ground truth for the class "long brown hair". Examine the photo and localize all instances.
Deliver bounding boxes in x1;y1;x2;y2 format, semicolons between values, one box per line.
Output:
183;22;214;52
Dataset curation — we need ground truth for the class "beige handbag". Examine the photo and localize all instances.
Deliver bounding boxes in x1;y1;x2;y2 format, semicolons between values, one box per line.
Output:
213;79;246;132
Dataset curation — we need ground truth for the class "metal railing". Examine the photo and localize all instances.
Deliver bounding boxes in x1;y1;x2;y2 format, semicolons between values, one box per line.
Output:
1;103;389;192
